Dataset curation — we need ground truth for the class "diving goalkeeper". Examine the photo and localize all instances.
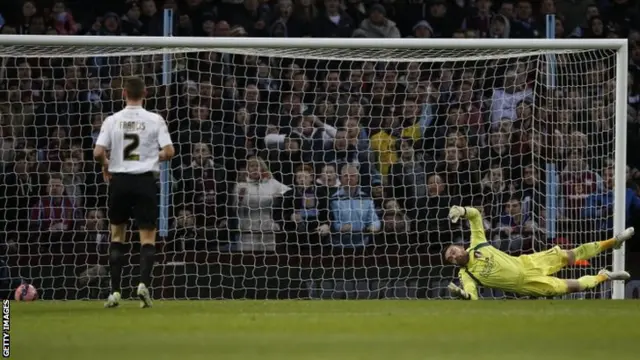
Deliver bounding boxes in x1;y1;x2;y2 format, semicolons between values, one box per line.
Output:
445;206;633;300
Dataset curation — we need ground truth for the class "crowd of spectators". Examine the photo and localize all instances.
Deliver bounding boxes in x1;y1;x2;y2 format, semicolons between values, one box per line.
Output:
0;0;639;275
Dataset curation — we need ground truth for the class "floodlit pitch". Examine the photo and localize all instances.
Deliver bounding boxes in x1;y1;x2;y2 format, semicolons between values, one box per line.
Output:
11;300;640;360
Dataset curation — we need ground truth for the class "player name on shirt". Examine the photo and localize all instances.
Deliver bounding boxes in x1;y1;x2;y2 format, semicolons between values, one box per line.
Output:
96;106;172;175
119;121;146;132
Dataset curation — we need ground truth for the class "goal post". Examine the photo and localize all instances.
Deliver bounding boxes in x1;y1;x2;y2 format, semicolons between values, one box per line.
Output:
0;35;629;300
613;40;629;300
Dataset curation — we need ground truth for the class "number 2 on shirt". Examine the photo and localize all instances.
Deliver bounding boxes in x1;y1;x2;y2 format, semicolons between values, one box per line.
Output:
123;133;140;161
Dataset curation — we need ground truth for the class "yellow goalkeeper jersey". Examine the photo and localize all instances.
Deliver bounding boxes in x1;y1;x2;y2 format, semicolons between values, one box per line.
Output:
458;208;525;299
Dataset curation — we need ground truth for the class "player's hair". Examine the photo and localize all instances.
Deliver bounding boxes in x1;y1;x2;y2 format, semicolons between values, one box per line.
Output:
49;173;63;182
124;76;146;101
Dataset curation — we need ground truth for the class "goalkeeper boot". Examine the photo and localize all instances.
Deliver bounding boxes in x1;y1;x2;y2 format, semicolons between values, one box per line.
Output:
104;291;121;308
598;269;631;281
137;283;153;309
614;227;635;249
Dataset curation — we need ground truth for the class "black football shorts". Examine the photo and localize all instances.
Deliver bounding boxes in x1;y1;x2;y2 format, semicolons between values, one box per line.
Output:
108;172;158;230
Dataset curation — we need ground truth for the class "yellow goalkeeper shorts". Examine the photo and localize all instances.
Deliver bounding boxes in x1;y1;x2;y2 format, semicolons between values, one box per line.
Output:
517;246;571;297
520;275;569;297
519;245;569;277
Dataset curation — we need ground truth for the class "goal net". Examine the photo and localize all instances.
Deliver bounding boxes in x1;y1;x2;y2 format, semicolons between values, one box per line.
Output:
0;37;627;300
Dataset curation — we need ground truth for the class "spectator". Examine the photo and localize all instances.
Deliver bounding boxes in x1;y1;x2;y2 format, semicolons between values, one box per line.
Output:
584;167;640;231
60;157;85;209
344;116;382;185
462;0;494;38
480;127;514;171
0;124;15;169
345;0;368;28
39;127;69;172
277;165;330;246
456;81;484;134
490;67;534;126
51;1;79;35
415;173;460;239
516;164;544;211
312;0;354;38
167;208;209;256
499;1;516;21
481;165;512;221
178;102;214;160
19;1;37;34
557;1;594;33
98;12;121;36
232;0;270;37
353;4;401;38
329;164;380;247
554;15;566;38
30;173;76;233
75;209;108;255
267;135;303;186
426;0;458;37
557;150;603;240
176;142;230;230
489;14;511;38
497;197;534;252
388;138;431;217
315;128;375;188
232;156;290;251
121;1;143;36
269;0;306;37
139;0;162;36
293;0;317;34
510;0;540;38
0;152;39;233
370;106;423;177
265;115;330;158
585;15;607;38
411;20;434;38
317;163;341;194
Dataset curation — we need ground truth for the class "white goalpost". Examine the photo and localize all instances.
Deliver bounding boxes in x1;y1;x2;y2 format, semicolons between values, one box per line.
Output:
0;35;629;300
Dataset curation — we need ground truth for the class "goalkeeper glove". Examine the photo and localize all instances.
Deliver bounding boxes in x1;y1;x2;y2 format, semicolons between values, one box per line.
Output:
448;206;466;224
448;282;471;300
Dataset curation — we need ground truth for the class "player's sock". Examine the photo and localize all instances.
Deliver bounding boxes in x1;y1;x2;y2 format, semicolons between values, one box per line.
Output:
577;274;608;290
572;240;615;261
139;243;156;287
109;242;125;293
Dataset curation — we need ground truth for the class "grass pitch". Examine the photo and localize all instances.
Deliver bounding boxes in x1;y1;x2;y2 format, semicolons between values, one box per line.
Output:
11;300;640;360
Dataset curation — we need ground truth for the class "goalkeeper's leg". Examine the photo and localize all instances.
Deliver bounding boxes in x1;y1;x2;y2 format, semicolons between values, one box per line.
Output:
566;269;631;293
565;227;634;264
523;270;630;297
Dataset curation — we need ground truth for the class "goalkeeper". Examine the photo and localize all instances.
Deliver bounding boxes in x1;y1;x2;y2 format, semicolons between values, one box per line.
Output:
445;206;633;300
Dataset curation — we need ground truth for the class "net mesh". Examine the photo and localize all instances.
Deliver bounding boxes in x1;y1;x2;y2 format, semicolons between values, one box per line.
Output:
0;44;621;300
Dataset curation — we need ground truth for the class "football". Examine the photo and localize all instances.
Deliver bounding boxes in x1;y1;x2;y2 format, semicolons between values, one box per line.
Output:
15;283;38;302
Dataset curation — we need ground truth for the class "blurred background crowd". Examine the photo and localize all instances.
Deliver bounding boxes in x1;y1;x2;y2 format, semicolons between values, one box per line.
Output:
0;0;639;299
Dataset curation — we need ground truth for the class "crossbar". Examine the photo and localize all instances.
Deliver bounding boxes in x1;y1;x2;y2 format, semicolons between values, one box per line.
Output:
0;35;628;50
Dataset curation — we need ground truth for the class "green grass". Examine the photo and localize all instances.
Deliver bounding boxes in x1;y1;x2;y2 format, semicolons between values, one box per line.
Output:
10;300;640;360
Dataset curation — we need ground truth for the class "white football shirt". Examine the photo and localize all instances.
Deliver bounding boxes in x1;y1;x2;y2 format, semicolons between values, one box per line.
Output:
96;105;173;174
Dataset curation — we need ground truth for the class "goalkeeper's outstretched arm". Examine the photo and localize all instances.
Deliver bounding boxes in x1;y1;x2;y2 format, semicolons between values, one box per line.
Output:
449;206;487;248
448;270;479;300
